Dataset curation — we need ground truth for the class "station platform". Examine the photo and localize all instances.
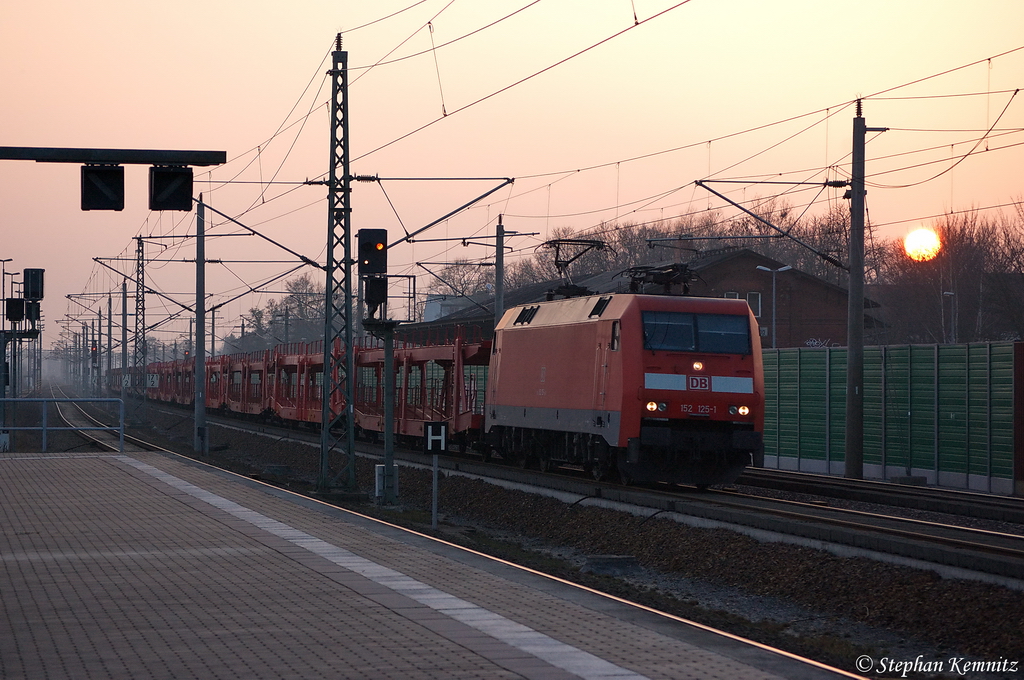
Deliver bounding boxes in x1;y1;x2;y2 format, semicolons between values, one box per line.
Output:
0;449;858;680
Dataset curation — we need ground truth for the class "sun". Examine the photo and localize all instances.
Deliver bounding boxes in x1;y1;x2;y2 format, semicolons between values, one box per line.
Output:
903;228;941;262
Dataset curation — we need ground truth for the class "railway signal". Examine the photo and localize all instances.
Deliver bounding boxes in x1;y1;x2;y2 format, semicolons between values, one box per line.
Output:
5;298;24;323
357;229;388;274
1;147;225;212
23;269;44;300
149;166;194;211
358;229;389;320
81;165;125;211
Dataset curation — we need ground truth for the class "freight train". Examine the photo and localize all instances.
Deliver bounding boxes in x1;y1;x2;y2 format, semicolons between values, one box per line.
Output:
120;293;764;487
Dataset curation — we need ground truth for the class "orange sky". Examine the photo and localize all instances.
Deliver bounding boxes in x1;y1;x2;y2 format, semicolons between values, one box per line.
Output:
2;0;1023;350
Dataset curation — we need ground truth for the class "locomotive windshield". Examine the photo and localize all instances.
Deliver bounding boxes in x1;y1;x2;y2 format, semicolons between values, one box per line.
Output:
642;311;751;354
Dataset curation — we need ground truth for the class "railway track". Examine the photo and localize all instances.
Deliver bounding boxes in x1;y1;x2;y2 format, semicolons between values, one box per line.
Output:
54;391;1024;585
47;386;166;454
408;453;1024;584
737;467;1024;525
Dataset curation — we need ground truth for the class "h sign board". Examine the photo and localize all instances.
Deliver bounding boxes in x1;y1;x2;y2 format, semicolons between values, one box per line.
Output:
424;422;448;454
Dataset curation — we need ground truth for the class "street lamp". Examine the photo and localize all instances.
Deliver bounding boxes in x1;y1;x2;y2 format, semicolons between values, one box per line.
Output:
756;265;792;349
0;259;11;332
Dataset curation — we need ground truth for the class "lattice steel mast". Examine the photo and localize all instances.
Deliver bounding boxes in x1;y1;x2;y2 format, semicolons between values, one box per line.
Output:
319;34;356;491
134;236;146;396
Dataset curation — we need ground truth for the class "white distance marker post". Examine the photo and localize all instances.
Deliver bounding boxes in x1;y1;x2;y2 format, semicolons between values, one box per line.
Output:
432;454;438;530
425;422;447;529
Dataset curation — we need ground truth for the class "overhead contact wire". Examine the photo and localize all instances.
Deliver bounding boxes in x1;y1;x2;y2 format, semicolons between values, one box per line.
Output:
353;0;695;162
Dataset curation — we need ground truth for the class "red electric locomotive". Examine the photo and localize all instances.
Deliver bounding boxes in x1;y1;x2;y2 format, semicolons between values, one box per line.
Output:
485;293;764;486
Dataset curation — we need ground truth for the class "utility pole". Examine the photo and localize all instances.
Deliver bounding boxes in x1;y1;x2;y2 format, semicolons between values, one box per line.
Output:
121;281;127;407
134;237;146;398
845;100;887;480
371;319;398;504
106;295;112;378
195;197;208;454
83;323;90;395
94;314;100;396
495;215;505;329
319;34;357;492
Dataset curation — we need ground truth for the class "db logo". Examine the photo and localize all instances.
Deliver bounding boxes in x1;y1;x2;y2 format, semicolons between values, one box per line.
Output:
688;375;710;391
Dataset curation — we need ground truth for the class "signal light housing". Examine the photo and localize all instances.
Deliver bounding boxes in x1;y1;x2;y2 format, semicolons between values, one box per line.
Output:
357;229;388;275
5;298;25;323
81;164;125;211
149;166;194;211
23;269;44;300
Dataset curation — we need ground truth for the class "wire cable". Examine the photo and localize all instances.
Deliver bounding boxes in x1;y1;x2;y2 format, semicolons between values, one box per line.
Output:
349;2;542;71
352;1;695;162
343;0;432;33
869;89;1019;189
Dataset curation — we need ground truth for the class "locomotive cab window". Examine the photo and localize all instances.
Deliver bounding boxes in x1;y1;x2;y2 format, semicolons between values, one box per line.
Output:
643;311;750;355
642;311;695;351
697;314;751;354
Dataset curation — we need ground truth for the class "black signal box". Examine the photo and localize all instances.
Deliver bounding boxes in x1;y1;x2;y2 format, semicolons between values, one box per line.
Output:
23;268;44;300
5;298;25;323
357;229;388;275
149;166;193;211
81;165;125;211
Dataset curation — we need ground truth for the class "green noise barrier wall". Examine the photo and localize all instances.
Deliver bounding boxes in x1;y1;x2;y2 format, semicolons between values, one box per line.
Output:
762;342;1022;495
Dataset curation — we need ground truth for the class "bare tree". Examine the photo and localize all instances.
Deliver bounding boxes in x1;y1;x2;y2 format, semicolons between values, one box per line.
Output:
872;207;1024;343
424;259;492;299
282;272;325;321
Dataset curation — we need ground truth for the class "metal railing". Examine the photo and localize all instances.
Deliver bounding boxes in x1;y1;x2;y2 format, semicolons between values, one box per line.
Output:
0;398;125;453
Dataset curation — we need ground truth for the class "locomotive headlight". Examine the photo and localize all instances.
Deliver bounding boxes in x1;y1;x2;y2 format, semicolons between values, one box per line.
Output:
692;361;704;371
646;401;667;412
738;405;750;416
